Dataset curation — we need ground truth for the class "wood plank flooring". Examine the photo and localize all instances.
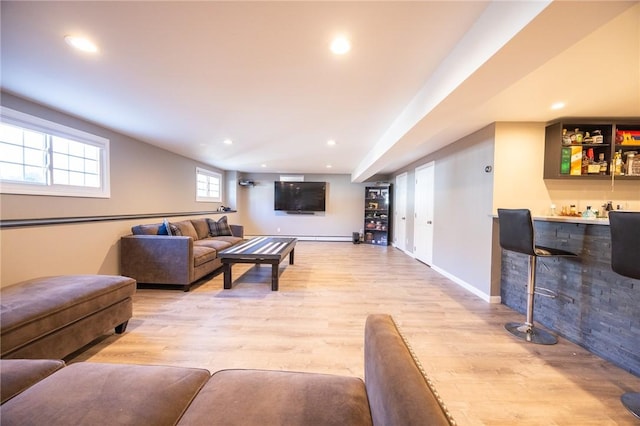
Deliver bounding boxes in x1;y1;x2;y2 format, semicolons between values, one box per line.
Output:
70;241;640;425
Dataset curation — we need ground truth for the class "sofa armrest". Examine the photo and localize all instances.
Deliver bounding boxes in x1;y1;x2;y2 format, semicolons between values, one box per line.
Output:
230;224;244;238
364;314;454;425
120;235;194;285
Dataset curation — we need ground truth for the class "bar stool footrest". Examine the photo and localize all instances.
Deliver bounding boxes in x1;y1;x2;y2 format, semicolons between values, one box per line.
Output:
505;322;557;345
621;392;640;419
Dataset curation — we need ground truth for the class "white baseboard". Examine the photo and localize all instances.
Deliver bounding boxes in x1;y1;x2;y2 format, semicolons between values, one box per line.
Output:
245;235;352;242
431;265;501;304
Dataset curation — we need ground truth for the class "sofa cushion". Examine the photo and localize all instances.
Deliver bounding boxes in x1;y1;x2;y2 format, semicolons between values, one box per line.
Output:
0;359;65;404
193;246;217;267
207;216;232;237
172;220;198;240
0;362;211;425
213;235;243;245
194;239;233;252
191;218;211;240
0;275;136;358
177;369;372;426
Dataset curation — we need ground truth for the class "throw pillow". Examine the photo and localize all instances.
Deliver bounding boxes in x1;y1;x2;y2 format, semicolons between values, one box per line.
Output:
157;218;172;235
171;220;198;240
207;216;232;237
169;223;182;236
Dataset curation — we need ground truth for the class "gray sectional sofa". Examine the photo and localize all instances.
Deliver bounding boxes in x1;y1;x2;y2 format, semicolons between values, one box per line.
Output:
0;314;456;425
120;216;244;291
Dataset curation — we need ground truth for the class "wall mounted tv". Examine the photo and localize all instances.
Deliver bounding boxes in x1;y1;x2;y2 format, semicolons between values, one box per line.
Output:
274;181;326;212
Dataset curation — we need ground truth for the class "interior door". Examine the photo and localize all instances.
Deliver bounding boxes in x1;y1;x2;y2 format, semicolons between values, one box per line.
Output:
394;173;407;251
414;162;434;265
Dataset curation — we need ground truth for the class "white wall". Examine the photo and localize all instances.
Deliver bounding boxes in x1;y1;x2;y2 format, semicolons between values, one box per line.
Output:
234;173;368;240
493;122;552;214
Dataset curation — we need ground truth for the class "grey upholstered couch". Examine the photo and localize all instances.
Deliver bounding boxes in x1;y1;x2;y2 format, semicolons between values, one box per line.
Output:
120;216;244;291
0;314;455;425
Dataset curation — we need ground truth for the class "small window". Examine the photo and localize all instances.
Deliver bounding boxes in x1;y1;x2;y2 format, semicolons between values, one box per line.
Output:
196;167;222;202
0;107;110;198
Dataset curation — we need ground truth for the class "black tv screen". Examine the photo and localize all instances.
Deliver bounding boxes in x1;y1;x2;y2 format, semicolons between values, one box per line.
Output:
274;181;326;212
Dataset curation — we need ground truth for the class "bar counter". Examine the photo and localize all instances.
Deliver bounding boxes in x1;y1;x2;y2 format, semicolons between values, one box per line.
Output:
499;215;639;376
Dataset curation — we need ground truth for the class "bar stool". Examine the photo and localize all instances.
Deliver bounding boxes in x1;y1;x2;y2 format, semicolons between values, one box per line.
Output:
608;211;640;419
497;208;578;345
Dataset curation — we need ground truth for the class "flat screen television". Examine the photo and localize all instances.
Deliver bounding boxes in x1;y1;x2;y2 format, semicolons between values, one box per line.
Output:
274;181;326;212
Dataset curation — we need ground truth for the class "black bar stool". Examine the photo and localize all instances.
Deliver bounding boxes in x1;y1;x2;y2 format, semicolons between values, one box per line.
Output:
609;211;640;419
497;208;578;345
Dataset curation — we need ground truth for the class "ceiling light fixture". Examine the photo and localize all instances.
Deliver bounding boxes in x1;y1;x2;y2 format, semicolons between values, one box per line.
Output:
223;139;233;145
326;164;332;169
551;102;566;110
64;35;98;53
330;36;351;55
327;139;336;146
261;164;267;168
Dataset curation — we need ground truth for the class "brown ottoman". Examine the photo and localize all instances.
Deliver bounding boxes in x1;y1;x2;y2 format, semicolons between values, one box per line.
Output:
177;369;373;426
0;359;65;404
1;275;136;359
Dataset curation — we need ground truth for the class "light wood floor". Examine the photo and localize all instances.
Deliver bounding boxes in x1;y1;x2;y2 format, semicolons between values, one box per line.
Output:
71;242;640;425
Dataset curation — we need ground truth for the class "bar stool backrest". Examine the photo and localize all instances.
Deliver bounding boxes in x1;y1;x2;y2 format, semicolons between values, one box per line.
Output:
608;211;640;280
497;208;536;256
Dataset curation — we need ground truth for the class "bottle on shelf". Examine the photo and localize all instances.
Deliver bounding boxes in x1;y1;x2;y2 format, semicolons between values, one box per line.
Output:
581;150;590;175
587;149;600;174
598;153;607;175
613;150;623;175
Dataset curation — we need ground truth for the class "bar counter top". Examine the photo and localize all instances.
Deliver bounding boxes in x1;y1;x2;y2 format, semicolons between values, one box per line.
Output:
532;215;610;225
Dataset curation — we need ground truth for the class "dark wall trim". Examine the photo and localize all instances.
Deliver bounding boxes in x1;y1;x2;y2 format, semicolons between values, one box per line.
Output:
0;211;237;229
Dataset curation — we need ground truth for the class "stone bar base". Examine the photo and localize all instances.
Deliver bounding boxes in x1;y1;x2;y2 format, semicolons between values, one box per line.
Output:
500;219;639;376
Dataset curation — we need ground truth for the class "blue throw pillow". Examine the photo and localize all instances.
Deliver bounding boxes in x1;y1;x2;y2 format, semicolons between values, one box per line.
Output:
157;218;173;236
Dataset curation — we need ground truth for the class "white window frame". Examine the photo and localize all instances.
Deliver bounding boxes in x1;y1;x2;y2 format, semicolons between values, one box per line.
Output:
196;167;222;202
0;107;110;198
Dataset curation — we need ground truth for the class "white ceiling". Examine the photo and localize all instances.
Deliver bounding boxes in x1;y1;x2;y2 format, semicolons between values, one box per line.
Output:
1;1;639;182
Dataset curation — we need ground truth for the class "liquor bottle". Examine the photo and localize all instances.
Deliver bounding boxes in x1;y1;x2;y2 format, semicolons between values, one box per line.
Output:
598;153;608;175
587;148;599;174
581;150;590;175
613;150;623;175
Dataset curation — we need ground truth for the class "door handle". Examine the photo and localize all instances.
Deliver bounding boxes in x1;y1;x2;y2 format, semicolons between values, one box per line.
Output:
401;217;406;220
427;221;432;224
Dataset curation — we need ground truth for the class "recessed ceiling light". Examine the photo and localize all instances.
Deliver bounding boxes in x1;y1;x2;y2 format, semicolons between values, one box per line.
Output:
223;139;233;145
326;164;332;169
261;164;267;168
330;36;351;55
64;35;98;53
551;102;566;110
327;139;336;146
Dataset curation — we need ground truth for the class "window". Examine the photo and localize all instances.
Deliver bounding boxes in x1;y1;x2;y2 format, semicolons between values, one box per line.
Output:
196;167;222;202
0;107;110;198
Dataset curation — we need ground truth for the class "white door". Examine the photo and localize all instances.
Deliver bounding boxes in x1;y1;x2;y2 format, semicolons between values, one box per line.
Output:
394;173;407;251
414;162;434;265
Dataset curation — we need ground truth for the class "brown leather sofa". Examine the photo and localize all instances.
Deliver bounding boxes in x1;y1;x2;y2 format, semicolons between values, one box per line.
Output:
0;314;455;425
120;217;244;291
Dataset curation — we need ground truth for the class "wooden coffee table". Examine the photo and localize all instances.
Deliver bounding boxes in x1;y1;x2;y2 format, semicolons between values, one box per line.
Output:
218;237;297;291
